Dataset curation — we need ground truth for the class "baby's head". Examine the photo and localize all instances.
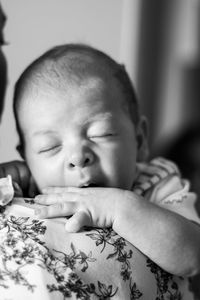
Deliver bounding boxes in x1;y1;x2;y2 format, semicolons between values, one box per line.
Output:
13;44;148;191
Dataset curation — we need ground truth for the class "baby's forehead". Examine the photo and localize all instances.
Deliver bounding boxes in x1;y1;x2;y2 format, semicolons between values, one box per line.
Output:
18;75;127;125
23;68;122;99
16;53;130;120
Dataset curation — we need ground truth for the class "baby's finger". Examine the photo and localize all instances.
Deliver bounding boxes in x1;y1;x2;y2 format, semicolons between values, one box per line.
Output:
42;186;80;194
34;201;78;218
34;192;80;205
34;193;63;204
42;186;98;195
65;210;91;232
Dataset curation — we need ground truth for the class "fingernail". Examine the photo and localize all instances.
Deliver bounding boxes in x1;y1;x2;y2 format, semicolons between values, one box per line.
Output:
34;208;41;216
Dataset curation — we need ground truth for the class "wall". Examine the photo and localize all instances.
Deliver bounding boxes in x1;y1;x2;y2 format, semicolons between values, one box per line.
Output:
154;0;200;146
136;0;200;154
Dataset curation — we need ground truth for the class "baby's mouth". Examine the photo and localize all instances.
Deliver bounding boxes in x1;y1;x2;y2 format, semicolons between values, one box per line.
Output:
81;183;99;188
81;183;99;189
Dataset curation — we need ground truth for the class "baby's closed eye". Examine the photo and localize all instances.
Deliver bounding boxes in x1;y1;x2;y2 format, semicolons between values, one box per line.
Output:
89;132;116;138
39;144;62;154
87;123;118;140
32;136;62;155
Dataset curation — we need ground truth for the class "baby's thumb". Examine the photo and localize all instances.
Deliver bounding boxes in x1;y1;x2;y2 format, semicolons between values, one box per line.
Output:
65;210;90;232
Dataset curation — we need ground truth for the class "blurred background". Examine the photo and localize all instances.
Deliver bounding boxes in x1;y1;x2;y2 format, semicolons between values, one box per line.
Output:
0;0;200;162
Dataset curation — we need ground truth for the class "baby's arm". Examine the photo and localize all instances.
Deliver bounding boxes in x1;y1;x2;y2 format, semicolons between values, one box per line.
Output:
0;160;37;197
113;188;200;278
34;185;200;277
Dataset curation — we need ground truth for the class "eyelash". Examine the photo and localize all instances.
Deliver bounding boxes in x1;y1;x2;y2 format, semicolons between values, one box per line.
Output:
38;131;117;154
89;133;115;139
39;145;61;154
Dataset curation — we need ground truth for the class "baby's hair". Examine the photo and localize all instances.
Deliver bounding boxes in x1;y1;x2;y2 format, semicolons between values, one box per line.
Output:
13;43;140;154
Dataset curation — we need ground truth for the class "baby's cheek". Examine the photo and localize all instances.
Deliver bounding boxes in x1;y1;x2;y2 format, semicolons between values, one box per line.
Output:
35;169;63;192
115;152;137;189
27;161;50;192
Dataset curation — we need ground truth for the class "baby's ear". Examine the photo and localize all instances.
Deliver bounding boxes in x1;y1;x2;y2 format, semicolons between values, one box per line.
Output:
136;116;149;161
16;144;25;159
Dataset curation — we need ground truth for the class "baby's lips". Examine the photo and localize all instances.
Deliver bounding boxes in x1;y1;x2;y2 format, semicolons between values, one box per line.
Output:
78;176;103;188
80;182;99;188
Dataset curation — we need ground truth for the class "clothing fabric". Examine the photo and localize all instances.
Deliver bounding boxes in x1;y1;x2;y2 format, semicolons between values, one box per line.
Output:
135;157;199;223
0;157;197;299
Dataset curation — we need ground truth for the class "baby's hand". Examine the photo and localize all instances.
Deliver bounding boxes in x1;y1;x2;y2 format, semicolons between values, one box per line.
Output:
0;160;37;197
34;187;129;232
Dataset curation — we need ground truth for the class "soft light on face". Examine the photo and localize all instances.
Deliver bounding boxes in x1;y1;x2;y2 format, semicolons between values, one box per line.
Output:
18;77;144;192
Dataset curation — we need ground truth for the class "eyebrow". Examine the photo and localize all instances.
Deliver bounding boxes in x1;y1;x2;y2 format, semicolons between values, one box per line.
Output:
32;130;56;137
32;113;113;137
84;112;113;124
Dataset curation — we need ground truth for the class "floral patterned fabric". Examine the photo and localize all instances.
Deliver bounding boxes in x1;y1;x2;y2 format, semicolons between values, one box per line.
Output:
0;158;196;299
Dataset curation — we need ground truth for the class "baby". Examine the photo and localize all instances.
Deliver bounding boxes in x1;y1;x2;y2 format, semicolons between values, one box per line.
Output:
1;43;200;279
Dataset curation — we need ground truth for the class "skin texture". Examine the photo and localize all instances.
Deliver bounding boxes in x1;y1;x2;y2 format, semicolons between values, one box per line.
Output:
19;77;145;192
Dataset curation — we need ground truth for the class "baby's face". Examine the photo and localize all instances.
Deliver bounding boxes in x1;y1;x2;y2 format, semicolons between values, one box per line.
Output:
19;77;143;192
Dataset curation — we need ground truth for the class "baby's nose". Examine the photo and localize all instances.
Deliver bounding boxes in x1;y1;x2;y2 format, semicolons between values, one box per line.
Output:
68;150;95;169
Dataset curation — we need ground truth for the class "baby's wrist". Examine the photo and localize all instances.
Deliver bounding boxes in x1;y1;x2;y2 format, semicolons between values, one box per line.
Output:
112;190;140;227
